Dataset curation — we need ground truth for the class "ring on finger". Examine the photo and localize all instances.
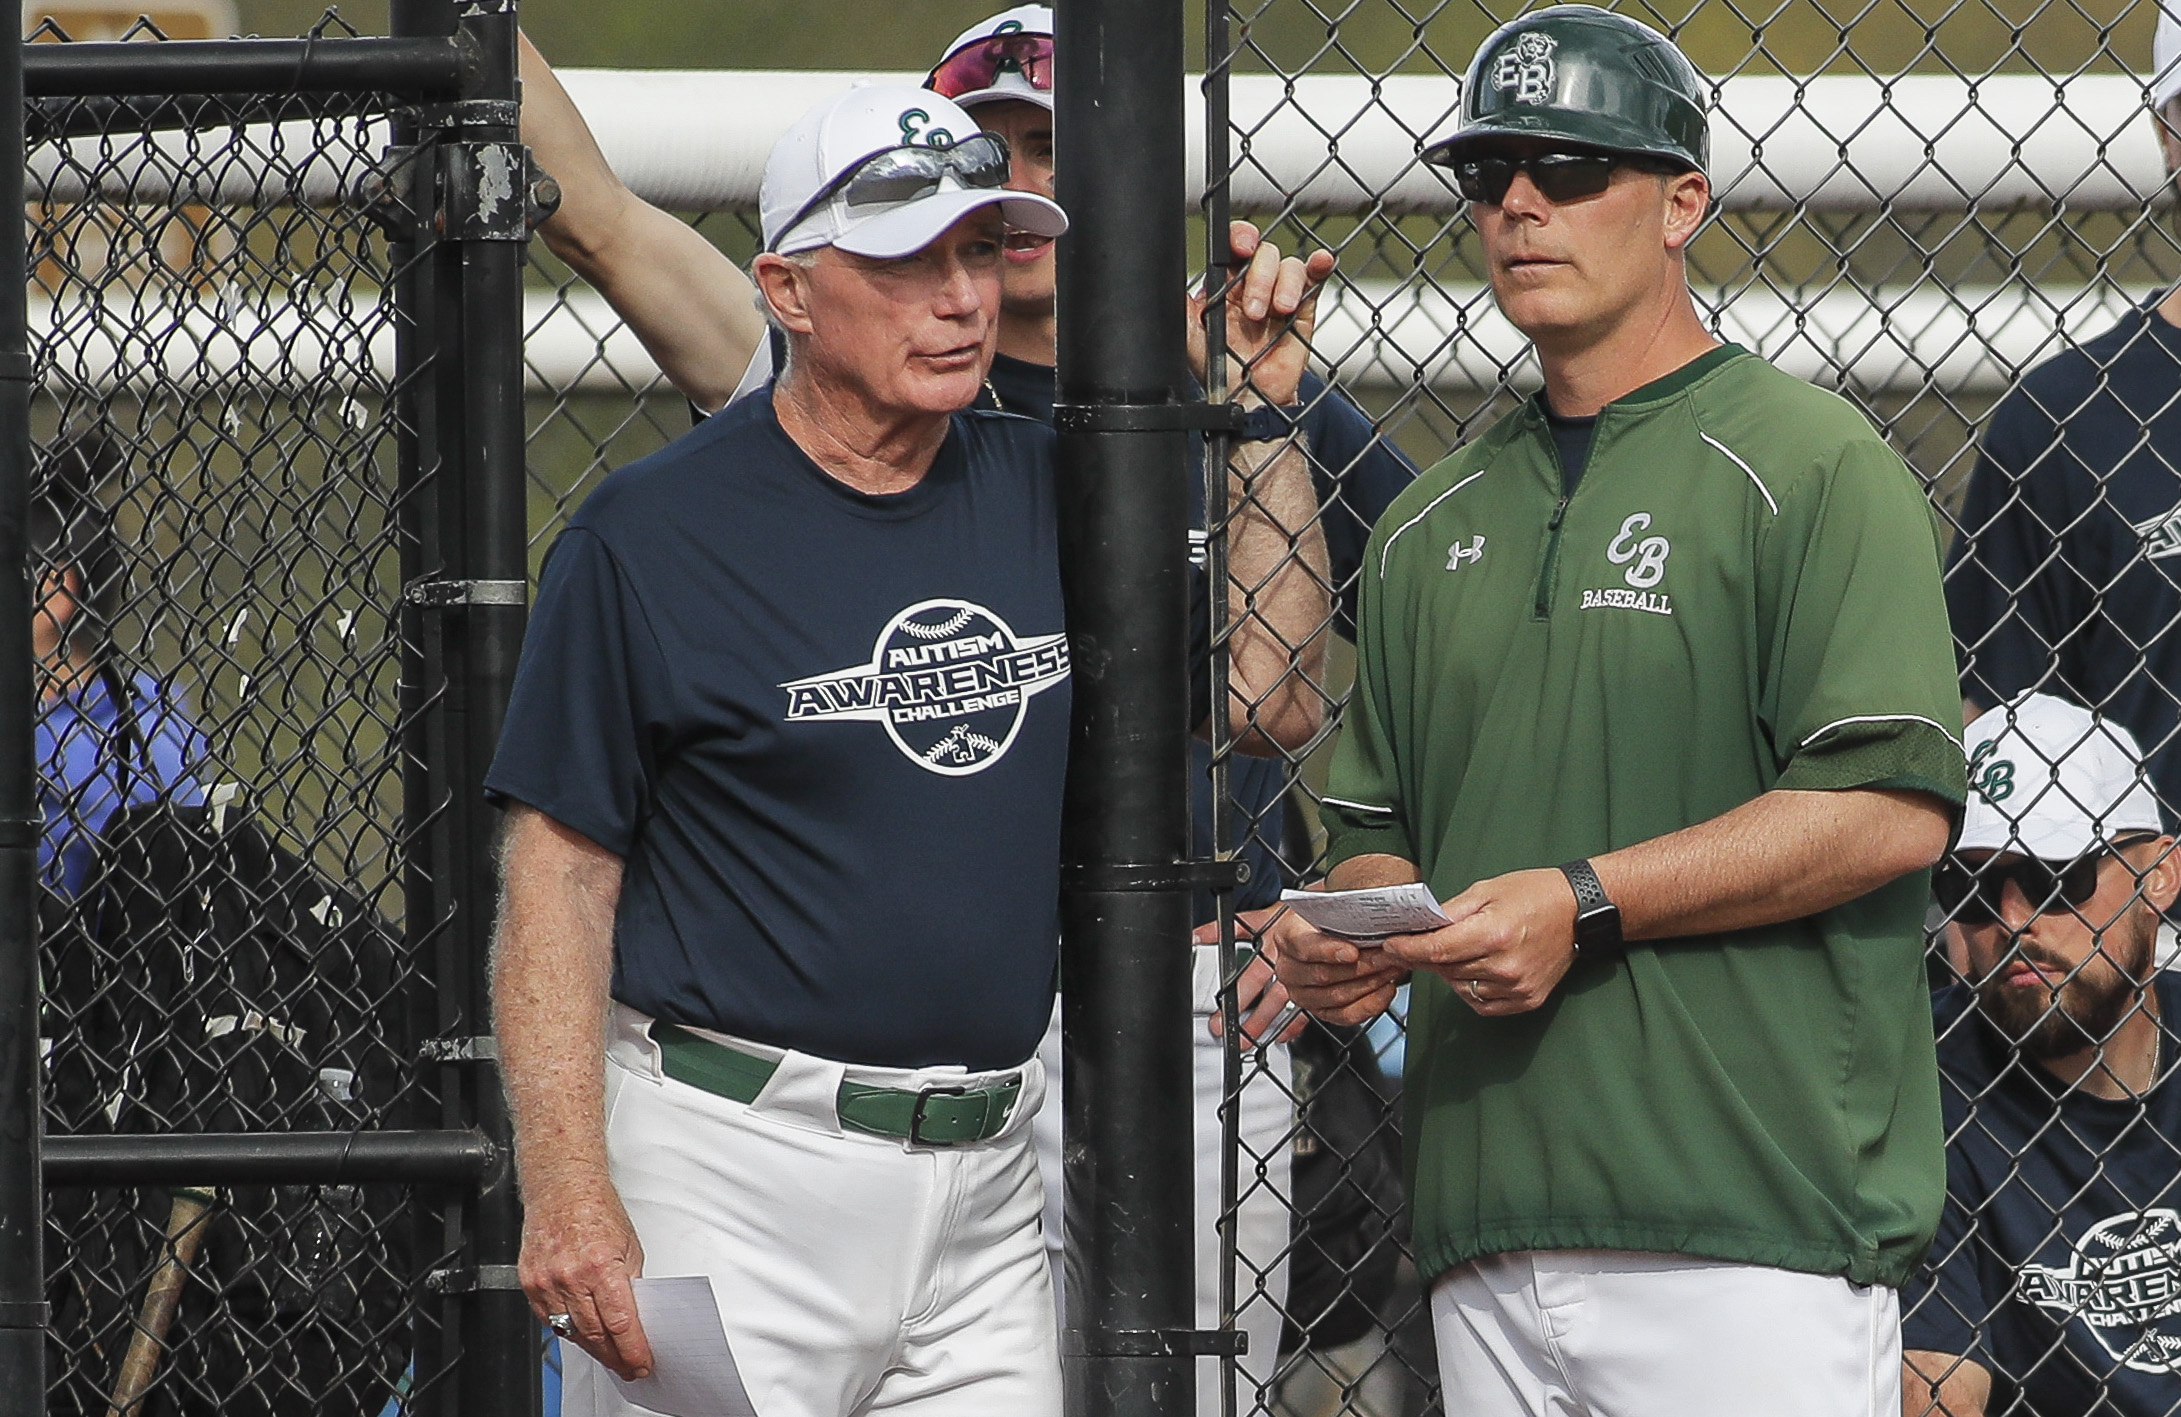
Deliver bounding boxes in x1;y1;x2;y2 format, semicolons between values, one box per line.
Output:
547;1312;575;1338
1466;978;1484;1002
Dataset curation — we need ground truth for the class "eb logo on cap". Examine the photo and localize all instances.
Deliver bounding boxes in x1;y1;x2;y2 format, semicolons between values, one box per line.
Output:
897;108;956;147
1969;740;2017;804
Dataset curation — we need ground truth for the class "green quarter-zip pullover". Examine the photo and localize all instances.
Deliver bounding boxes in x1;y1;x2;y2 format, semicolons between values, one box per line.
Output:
1325;345;1967;1289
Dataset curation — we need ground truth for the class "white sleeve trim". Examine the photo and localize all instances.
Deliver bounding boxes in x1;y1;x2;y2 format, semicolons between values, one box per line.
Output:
1698;432;1778;516
1322;795;1397;816
1797;713;1966;753
1378;467;1491;578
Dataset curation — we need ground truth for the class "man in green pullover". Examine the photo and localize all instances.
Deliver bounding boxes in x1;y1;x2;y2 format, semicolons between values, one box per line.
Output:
1269;8;1967;1415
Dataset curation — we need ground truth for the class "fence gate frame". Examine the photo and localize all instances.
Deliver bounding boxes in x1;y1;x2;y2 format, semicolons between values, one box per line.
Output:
0;3;544;1412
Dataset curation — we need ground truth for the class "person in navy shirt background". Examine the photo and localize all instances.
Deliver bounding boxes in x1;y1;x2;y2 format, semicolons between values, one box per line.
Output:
1905;694;2181;1416
1947;6;2181;824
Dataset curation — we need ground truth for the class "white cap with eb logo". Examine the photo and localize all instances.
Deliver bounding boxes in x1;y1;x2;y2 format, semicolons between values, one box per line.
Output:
1959;692;2164;861
759;84;1067;259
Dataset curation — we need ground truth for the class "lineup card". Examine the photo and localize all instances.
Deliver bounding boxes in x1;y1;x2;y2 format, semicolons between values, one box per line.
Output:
609;1275;759;1417
1280;883;1451;939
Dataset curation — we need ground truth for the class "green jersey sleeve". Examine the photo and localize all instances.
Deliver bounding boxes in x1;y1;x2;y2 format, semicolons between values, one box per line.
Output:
1757;436;1968;806
1322;536;1417;868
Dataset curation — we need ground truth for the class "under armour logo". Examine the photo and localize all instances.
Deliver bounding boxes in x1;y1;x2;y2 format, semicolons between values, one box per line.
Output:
1491;32;1558;106
1606;512;1671;589
1445;534;1486;571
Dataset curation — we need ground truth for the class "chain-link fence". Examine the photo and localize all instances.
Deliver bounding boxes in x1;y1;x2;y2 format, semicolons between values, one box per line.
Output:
20;12;530;1415
514;4;2181;1415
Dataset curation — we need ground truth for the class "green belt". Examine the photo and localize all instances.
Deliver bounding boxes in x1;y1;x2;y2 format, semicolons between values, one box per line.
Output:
652;1025;1022;1147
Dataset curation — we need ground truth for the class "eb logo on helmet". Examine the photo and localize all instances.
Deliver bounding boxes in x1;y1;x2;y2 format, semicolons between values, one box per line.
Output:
1491;32;1558;106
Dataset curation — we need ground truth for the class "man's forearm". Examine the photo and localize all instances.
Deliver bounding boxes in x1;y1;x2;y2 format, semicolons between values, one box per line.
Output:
492;805;625;1201
518;33;763;412
1222;430;1330;756
1593;787;1951;941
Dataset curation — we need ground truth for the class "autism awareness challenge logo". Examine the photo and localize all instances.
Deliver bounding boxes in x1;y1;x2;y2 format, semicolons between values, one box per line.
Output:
2019;1209;2181;1373
781;599;1069;776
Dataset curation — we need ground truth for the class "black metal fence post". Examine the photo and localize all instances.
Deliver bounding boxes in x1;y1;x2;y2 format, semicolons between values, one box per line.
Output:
1054;0;1196;1412
0;14;42;1416
449;5;535;1414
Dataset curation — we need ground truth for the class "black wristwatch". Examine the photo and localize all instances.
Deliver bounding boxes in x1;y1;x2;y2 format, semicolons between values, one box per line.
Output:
1557;859;1623;955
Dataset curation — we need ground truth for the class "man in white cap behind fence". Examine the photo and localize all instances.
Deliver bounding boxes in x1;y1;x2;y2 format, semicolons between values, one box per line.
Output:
487;80;1329;1417
1904;692;2181;1417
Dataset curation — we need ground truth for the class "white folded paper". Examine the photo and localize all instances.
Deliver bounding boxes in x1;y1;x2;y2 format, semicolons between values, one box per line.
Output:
1279;883;1451;939
607;1275;759;1417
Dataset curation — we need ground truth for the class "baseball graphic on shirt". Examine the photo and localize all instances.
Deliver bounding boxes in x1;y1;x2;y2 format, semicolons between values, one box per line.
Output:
780;598;1071;776
2018;1208;2181;1373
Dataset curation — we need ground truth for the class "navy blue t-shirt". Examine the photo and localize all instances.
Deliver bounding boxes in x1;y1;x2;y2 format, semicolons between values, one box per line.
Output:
1947;303;2181;823
486;394;1071;1070
983;352;1416;913
1903;979;2181;1413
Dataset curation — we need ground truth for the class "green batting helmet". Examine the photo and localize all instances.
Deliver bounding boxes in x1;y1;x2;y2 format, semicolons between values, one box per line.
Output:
1423;5;1709;175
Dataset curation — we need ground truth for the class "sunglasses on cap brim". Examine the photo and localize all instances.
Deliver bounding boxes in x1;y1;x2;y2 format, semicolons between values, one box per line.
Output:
1448;149;1686;206
927;32;1055;101
1934;833;2164;927
769;133;1013;253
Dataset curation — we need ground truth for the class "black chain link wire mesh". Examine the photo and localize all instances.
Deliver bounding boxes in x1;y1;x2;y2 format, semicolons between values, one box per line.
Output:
28;17;441;1416
504;5;2181;1414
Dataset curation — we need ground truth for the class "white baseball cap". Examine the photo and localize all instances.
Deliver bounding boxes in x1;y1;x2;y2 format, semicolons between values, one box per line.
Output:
759;85;1067;259
928;6;1056;112
2156;1;2181;112
1959;693;2165;860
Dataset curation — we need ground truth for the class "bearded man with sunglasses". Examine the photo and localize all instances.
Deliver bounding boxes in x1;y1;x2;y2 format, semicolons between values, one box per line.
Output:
1904;694;2181;1417
1269;8;1966;1415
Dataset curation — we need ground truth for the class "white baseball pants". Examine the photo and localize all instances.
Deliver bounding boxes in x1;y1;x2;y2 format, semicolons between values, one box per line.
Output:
1431;1249;1902;1417
559;1005;1060;1417
1032;944;1296;1417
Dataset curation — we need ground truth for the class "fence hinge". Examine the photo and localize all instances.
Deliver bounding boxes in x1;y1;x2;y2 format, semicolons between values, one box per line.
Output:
1061;1327;1247;1357
420;1035;499;1063
1061;858;1252;894
360;134;557;242
403;578;526;609
426;1263;522;1294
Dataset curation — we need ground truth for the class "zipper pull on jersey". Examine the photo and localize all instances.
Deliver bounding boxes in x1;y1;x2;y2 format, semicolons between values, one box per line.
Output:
1535;495;1572;619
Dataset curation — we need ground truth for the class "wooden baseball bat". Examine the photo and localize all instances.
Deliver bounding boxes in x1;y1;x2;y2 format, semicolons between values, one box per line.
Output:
105;1186;216;1417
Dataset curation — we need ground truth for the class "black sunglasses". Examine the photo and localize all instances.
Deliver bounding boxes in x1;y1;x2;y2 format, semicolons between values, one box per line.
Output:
1450;150;1680;206
769;133;1013;252
1934;833;2163;926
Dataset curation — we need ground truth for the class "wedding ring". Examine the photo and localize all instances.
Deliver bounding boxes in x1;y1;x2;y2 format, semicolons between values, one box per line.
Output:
1466;978;1483;1002
547;1312;575;1338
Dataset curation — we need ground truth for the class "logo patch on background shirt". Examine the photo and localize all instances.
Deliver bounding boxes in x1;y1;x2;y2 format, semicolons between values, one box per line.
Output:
2134;505;2181;561
1445;534;1486;572
2018;1208;2181;1373
781;598;1070;776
